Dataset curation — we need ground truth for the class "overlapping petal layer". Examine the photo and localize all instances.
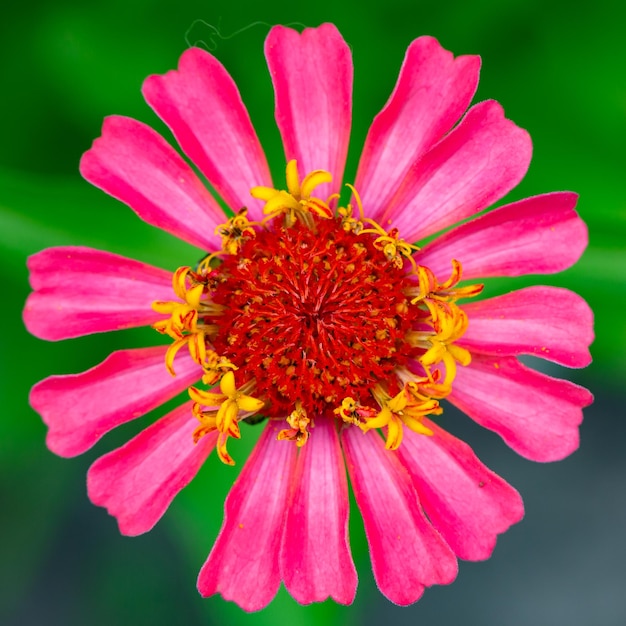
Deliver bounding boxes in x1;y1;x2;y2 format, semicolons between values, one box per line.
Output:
459;286;594;368
143;47;272;221
356;36;480;220
198;423;297;611
87;402;217;536
31;346;199;457
418;191;587;281
265;23;352;200
281;419;357;605
396;422;524;561
449;355;593;462
80;116;225;250
342;427;458;605
378;100;532;241
24;246;172;340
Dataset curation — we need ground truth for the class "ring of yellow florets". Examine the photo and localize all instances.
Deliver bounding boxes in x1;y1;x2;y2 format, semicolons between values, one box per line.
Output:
152;160;483;464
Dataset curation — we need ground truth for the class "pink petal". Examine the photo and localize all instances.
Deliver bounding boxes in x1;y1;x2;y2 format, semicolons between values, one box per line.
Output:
30;346;200;458
87;402;216;536
265;24;352;200
341;427;457;606
142;47;272;221
460;286;594;368
379;100;532;242
449;355;593;462
24;246;173;341
418;192;587;280
281;419;357;605
395;422;524;561
197;422;297;611
355;37;480;221
80;115;225;250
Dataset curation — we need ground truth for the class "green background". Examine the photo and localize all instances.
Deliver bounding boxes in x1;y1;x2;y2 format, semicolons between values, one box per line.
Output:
1;0;624;624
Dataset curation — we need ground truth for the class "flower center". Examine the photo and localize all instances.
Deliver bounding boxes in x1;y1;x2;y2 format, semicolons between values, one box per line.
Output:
209;216;419;418
152;160;483;464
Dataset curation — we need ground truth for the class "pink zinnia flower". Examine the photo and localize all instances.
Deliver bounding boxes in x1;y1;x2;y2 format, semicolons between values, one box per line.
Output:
25;24;593;610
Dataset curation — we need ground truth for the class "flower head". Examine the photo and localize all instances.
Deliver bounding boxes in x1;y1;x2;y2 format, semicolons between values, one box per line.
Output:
24;23;593;610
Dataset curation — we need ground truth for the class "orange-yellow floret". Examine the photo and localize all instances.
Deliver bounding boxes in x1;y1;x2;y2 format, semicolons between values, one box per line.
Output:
152;267;220;374
277;401;311;447
409;260;484;305
360;385;440;450
200;350;238;386
337;183;367;234
251;159;333;228
189;371;265;465
396;366;452;401
333;397;376;425
360;218;420;270
402;259;484;392
214;207;256;256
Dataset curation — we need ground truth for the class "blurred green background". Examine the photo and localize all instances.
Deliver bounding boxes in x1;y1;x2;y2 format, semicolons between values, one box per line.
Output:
1;0;624;624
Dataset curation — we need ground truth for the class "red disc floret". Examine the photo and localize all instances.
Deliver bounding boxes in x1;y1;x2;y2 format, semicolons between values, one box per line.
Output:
208;217;419;417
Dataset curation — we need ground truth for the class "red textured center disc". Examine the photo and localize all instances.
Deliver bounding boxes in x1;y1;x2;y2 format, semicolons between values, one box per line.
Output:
209;217;419;417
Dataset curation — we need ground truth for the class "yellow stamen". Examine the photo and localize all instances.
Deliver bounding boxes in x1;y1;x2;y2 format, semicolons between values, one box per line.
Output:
333;396;376;425
213;207;257;256
408;260;484;305
189;371;265;465
152;266;222;374
277;401;311;447
301;169;332;199
337;184;368;234
406;302;472;392
200;350;238;386
360;221;420;270
250;159;333;228
360;385;438;450
396;366;451;401
400;259;483;394
285;159;301;196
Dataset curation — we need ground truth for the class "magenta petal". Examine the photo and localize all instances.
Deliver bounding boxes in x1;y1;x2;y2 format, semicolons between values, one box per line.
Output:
460;286;594;368
30;346;199;458
24;246;172;341
396;422;524;561
142;47;272;220
197;422;297;611
380;100;532;241
418;192;587;280
281;419;357;605
341;428;457;606
450;355;593;462
356;37;480;221
265;24;352;200
80;115;224;250
87;402;216;536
